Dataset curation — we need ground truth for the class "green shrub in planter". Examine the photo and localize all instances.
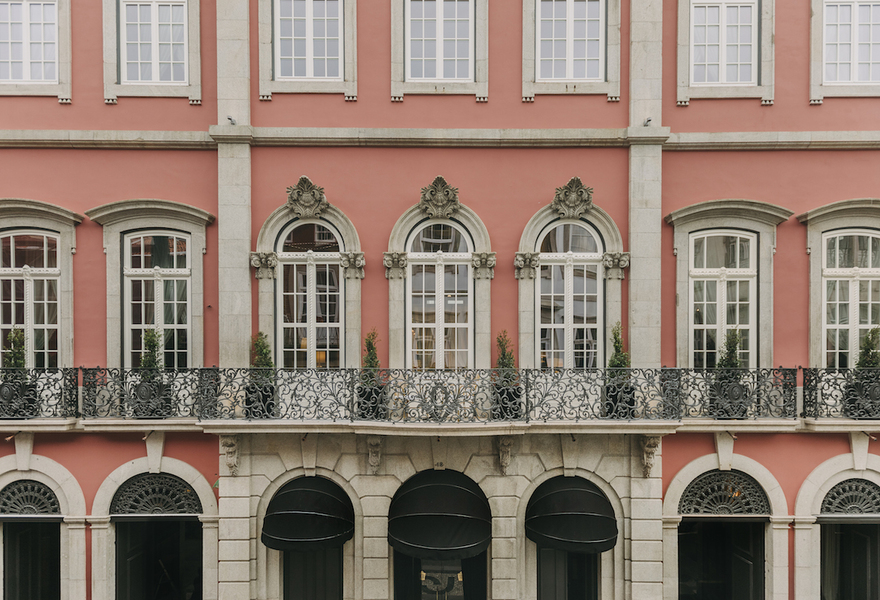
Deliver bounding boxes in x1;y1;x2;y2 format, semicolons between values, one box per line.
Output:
846;327;880;418
492;330;521;420
248;332;276;418
357;329;386;420
711;329;747;418
605;322;634;418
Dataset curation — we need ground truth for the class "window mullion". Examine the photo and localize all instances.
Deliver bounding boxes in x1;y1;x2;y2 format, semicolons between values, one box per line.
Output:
566;0;574;79
435;262;444;370
565;261;574;369
305;0;314;78
152;2;160;78
307;262;316;369
851;277;861;355
24;277;33;368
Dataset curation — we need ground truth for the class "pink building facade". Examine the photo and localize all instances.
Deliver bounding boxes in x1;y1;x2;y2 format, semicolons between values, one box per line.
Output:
1;0;880;599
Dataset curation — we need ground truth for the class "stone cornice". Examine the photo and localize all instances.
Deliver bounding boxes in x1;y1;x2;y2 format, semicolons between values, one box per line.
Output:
796;198;880;225
0;198;84;226
85;199;216;227
665;199;794;228
666;130;880;151
0;129;215;149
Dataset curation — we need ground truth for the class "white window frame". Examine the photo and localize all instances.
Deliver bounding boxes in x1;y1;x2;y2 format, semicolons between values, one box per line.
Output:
259;0;357;100
404;0;474;82
687;230;758;369
676;0;775;105
534;221;605;370
274;0;343;81
405;221;474;370
390;0;488;101
0;0;71;101
122;231;192;370
118;0;189;85
102;0;201;103
810;0;880;102
522;0;621;101
0;230;61;369
275;221;346;370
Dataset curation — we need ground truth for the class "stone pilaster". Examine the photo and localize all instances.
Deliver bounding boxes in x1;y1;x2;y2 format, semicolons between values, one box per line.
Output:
629;435;663;600
218;438;251;600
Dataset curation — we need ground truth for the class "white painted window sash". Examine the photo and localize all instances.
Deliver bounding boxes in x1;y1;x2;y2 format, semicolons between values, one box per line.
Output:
274;0;344;81
535;0;606;82
0;0;58;83
119;0;188;84
823;0;880;84
690;0;758;86
404;0;475;82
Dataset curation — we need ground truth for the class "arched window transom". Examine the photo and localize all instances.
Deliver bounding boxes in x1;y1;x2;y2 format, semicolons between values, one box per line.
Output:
110;473;203;515
679;469;770;515
821;478;880;514
0;480;60;515
536;222;604;369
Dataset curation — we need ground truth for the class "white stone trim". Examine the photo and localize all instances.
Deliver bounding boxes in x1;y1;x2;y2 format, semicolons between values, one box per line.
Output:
253;468;363;600
665;199;793;368
662;453;790;600
521;0;621;102
258;0;358;100
516;205;624;369
390;0;488;101
85;199;215;368
102;0;202;103
386;202;492;368
0;199;82;368
0;0;72;102
90;456;218;600
809;0;880;103
676;0;775;105
0;454;87;600
797;199;880;367
792;453;880;599
255;202;362;368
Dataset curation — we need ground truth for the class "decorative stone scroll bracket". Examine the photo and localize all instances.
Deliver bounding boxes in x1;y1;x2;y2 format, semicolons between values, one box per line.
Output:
641;435;661;478
250;251;278;279
384;252;408;279
419;176;460;218
551;177;594;219
472;252;496;279
341;252;366;279
367;436;383;475
220;435;240;476
496;436;513;476
602;251;631;280
286;176;330;218
515;252;540;279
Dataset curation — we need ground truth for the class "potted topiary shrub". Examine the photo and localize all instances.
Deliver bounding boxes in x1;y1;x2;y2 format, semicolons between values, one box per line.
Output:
357;329;386;420
604;322;634;418
491;330;522;420
710;329;748;419
247;332;276;418
845;327;880;419
132;328;171;418
0;328;37;418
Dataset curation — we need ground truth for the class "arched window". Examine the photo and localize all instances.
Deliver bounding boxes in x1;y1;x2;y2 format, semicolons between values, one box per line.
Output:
0;231;61;368
535;222;604;369
275;221;344;369
0;479;61;600
406;221;474;370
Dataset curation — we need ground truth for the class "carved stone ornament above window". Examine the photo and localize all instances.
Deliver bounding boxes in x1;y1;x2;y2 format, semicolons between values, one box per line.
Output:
0;480;61;515
341;252;366;279
496;436;513;476
250;251;278;279
603;251;631;280
419;176;460;219
679;469;770;516
286;176;330;219
514;252;540;280
384;252;408;279
551;177;594;219
640;435;661;478
472;252;497;279
220;434;240;477
367;435;383;475
821;478;880;514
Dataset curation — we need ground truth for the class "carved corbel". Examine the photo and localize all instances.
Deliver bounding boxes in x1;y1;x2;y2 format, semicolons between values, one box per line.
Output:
496;436;513;476
250;252;278;279
472;252;496;279
220;435;240;476
384;252;408;279
419;176;460;218
515;252;540;279
641;435;661;478
550;177;594;218
341;252;366;279
367;436;383;475
602;251;631;280
286;176;330;218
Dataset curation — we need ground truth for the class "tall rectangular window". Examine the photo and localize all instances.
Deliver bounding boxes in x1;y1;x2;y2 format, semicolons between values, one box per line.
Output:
824;1;880;83
120;0;187;84
0;1;57;83
690;0;757;85
406;0;473;81
536;0;604;81
275;0;342;80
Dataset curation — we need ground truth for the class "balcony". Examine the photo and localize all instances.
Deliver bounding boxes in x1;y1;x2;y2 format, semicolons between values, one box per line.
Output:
804;368;880;420
0;368;79;419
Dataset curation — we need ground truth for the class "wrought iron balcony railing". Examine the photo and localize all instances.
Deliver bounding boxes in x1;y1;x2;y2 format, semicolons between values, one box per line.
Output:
803;368;880;419
76;367;798;422
0;368;79;419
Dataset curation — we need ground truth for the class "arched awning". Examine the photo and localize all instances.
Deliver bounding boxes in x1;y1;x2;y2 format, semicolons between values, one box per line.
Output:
525;476;618;553
388;470;492;560
261;476;354;551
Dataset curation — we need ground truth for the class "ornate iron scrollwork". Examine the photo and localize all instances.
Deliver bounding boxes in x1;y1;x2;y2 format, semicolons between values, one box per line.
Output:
679;469;770;515
0;480;60;515
821;478;880;514
110;473;203;514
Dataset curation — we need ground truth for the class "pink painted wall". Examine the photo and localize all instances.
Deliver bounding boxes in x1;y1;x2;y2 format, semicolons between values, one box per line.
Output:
250;146;630;365
0;149;219;367
661;0;880;132
249;0;629;129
